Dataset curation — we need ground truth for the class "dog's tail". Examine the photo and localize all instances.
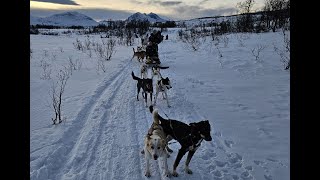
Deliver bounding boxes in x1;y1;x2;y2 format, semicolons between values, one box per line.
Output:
153;108;160;125
158;66;169;69
149;105;166;122
131;71;140;81
149;105;154;114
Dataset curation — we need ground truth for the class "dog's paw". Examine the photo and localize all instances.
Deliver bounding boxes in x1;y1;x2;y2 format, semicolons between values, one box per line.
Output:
164;171;171;177
185;168;193;174
172;171;179;177
145;171;151;177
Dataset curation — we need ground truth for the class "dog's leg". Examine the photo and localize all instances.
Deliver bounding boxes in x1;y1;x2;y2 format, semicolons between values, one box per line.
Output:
150;93;153;107
137;85;140;101
172;148;188;177
163;155;171;177
154;90;159;105
145;92;148;107
145;151;151;177
185;150;196;174
164;90;171;108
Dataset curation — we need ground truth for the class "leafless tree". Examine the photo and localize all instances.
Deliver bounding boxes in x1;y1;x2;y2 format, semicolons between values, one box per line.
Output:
263;0;290;31
180;28;203;51
40;58;52;80
251;44;267;61
73;38;84;51
105;38;117;60
236;0;255;32
50;66;70;124
274;28;290;70
59;47;64;53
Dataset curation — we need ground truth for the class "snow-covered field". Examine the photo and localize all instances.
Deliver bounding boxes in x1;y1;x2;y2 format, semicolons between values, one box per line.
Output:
30;29;289;180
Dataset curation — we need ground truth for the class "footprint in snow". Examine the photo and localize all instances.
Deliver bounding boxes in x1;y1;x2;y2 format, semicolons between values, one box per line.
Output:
264;174;273;180
224;139;234;148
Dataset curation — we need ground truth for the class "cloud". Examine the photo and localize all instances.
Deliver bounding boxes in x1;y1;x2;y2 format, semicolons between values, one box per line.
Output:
31;0;79;5
141;0;182;6
167;5;238;20
159;1;182;6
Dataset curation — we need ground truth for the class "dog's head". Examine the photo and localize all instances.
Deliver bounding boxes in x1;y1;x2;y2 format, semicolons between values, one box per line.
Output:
190;120;212;141
160;77;172;89
137;46;143;52
145;135;166;160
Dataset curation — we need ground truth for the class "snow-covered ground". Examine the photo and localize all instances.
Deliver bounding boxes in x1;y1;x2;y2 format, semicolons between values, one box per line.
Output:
30;29;289;180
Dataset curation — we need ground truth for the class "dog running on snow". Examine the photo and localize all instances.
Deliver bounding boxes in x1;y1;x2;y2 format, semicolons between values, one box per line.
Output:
131;71;153;107
143;108;171;177
149;105;212;177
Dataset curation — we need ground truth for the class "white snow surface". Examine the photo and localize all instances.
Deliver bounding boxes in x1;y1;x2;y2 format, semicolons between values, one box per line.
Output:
30;29;289;180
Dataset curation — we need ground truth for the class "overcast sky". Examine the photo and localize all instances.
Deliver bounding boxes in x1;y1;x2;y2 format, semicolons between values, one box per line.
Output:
30;0;265;21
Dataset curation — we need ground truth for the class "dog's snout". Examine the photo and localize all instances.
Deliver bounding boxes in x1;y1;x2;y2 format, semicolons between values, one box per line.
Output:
153;154;158;160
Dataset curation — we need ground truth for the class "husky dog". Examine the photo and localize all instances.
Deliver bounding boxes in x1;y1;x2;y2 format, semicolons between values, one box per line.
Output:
149;105;212;177
154;77;172;107
140;64;148;79
151;65;169;80
131;48;146;62
143;108;171;177
151;66;162;80
131;71;153;107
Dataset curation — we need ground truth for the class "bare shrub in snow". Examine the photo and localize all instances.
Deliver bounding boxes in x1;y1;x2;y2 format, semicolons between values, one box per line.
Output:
94;38;117;61
274;29;290;70
180;28;203;51
84;36;92;51
96;58;107;74
40;58;52;80
251;44;267;61
221;34;229;47
68;56;82;75
104;38;117;60
235;33;250;47
73;38;83;51
50;66;70;124
43;50;49;57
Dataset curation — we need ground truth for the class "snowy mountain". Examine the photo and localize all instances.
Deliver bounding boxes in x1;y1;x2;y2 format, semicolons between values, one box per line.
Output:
30;15;45;25
126;12;168;23
30;11;99;27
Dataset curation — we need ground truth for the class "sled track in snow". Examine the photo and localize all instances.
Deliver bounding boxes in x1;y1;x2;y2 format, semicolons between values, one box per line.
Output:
40;60;136;179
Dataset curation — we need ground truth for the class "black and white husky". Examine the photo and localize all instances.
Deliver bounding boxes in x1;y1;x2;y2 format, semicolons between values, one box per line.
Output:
151;65;169;80
154;77;172;107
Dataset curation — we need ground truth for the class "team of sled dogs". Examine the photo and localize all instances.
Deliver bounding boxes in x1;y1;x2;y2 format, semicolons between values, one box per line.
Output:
131;45;212;178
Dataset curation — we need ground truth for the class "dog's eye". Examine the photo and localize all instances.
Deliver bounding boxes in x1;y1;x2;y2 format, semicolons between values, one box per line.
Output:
157;147;160;149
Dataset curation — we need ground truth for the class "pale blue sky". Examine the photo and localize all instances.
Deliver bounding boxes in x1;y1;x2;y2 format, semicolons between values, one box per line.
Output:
30;0;265;21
